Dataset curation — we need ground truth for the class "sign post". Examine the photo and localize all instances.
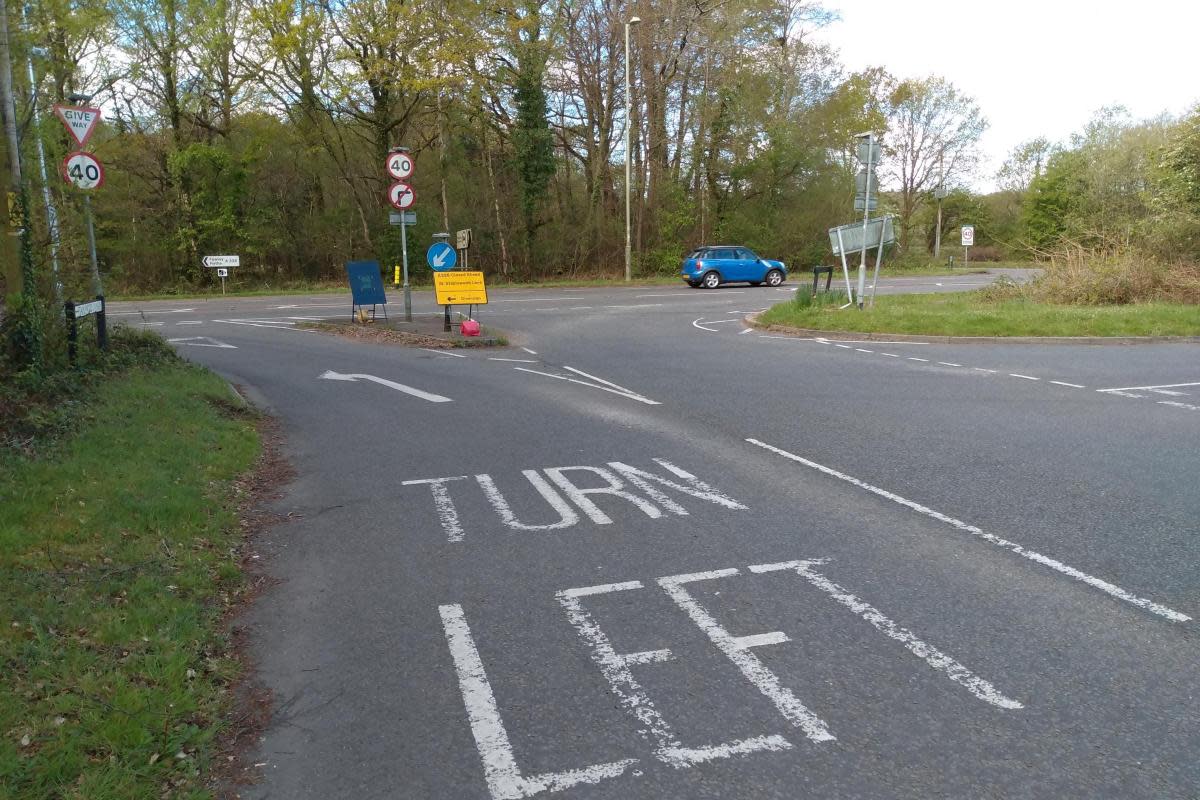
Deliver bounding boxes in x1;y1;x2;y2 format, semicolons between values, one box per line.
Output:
961;225;975;267
63;295;107;364
203;255;239;294
55;103;106;295
427;237;457;331
387;147;416;322
855;132;879;310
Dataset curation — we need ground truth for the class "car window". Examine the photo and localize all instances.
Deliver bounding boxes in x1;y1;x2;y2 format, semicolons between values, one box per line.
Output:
687;249;704;258
736;248;757;260
713;249;735;259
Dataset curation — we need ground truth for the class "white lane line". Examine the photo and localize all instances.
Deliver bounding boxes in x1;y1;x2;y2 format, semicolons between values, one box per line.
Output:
213;319;303;331
167;337;237;349
937;362;962;367
704;319;741;324
635;293;683;298
421;347;467;358
739;328;753;335
535;308;559;312
692;318;720;332
749;561;1023;710
561;365;640;395
1149;389;1187;396
439;604;638;799
1097;381;1200;393
1159;400;1200;411
319;370;453;403
658;570;835;743
513;367;660;405
745;438;1191;623
908;357;929;362
488;357;539;363
569;306;593;310
495;296;586;302
855;348;874;353
107;307;196;316
1009;374;1039;381
1049;381;1086;389
881;353;900;358
521;347;538;355
605;303;665;309
973;368;997;373
1103;390;1147;399
137;322;165;327
176;321;203;326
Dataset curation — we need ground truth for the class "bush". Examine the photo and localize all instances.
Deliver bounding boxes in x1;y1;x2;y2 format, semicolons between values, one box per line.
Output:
1024;240;1200;305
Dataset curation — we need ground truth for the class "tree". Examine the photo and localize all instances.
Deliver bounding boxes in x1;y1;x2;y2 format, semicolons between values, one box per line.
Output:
996;137;1054;194
882;75;986;251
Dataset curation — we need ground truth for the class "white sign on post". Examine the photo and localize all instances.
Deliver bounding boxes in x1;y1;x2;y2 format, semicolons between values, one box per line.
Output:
961;225;975;247
386;151;415;180
61;152;104;189
216;268;229;278
456;229;472;250
202;255;240;268
388;181;416;210
53;104;102;148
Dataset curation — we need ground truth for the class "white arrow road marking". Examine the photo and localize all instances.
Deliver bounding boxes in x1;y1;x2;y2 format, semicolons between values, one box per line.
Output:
745;438;1191;623
167;336;237;349
319;371;452;403
692;319;720;332
513;367;660;405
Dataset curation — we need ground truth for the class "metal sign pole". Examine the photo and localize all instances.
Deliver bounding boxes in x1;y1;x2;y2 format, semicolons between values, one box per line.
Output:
836;228;854;305
869;218;887;307
857;134;873;310
401;218;412;322
83;193;102;295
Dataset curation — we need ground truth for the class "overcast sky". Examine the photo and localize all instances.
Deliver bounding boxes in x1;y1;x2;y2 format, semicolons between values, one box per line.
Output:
814;0;1199;190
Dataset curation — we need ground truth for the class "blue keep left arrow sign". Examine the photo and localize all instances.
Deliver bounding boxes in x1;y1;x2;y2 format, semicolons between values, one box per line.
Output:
426;242;457;271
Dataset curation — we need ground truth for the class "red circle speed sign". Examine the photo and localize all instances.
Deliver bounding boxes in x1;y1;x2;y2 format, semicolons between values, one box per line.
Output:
386;151;415;180
61;151;105;190
388;181;416;210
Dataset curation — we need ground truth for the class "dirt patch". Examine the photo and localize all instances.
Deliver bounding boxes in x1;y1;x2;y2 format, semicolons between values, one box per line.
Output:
210;408;295;799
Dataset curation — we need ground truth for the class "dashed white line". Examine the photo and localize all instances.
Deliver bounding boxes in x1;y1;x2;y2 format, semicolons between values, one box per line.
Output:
881;353;900;358
1009;374;1039;381
421;347;467;358
176;321;203;326
855;348;873;353
744;438;1191;623
520;347;538;355
836;344;852;349
1158;400;1200;411
908;357;929;362
1097;381;1200;393
937;362;962;367
1049;381;1085;388
488;357;539;363
972;368;997;373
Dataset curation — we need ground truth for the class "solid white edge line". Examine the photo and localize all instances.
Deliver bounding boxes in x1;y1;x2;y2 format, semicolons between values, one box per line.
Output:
1097;381;1200;393
744;438;1190;623
421;347;467;358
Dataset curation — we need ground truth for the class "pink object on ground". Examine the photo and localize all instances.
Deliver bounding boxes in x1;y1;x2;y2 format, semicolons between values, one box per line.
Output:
460;319;481;337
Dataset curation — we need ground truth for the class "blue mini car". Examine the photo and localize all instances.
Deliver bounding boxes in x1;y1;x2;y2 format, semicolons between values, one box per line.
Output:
681;246;787;288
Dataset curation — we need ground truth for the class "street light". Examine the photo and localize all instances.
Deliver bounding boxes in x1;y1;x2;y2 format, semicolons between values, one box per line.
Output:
624;15;640;282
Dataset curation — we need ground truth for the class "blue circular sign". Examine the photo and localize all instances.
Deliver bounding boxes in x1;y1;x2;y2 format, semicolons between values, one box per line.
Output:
426;242;457;271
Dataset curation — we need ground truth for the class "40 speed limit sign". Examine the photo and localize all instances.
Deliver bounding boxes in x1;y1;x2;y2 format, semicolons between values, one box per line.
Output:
62;151;105;190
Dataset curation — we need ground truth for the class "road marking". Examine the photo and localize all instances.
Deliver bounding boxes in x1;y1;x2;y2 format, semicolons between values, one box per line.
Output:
1102;390;1146;399
1159;400;1200;411
514;367;660;405
475;472;580;531
569;306;593;310
937;362;962;367
403;477;467;542
635;293;683;298
1049;380;1085;388
521;347;538;355
973;367;997;373
1009;374;1039;381
703;318;741;324
739;328;753;334
881;353;900;358
1097;381;1200;393
658;570;835;742
908;357;929;362
1148;389;1187;396
176;320;203;325
749;561;1023;710
319;370;453;403
167;336;236;349
497;296;587;302
744;438;1191;623
855;348;873;353
535;308;559;312
421;347;467;358
692;318;720;332
137;321;165;327
557;582;792;768
489;357;539;363
214;319;305;331
605;304;665;309
836;344;852;349
439;604;639;800
107;307;196;316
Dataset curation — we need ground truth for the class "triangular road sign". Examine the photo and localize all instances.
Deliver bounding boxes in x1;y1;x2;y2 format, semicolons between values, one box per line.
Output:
52;104;102;147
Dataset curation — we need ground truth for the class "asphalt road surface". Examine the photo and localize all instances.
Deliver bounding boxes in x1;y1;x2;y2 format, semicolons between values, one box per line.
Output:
109;271;1199;799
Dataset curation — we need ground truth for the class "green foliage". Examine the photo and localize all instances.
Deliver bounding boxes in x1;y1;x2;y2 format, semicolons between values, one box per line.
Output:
0;361;259;800
1;291;45;372
512;54;555;248
1021;150;1088;250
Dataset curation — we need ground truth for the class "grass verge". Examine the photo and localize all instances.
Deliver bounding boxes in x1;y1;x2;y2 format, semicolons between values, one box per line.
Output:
759;291;1200;337
1;357;262;798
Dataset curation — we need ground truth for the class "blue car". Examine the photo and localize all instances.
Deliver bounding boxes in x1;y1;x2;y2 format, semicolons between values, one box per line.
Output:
681;246;787;288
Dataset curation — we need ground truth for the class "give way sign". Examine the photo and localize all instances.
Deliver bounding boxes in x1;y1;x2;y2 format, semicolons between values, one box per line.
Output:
53;104;102;148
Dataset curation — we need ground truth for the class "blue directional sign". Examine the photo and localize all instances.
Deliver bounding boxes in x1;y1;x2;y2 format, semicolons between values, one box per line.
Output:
426;242;457;272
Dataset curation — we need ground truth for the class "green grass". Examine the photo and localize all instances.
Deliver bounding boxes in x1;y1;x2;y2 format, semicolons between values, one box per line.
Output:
0;364;261;799
759;291;1200;337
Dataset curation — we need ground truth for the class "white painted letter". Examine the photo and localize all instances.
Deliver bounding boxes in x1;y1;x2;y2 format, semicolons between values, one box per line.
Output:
608;459;748;515
402;476;467;542
658;569;835;743
557;582;791;768
476;471;579;531
543;467;661;524
439;604;638;799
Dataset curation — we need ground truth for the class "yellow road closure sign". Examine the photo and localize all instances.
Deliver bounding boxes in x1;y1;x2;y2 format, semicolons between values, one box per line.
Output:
433;271;488;305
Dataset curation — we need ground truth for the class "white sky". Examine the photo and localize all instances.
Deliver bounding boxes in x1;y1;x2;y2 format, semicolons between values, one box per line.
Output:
815;0;1200;190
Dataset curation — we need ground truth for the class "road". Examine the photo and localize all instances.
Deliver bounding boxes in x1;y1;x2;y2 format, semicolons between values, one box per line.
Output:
109;272;1199;799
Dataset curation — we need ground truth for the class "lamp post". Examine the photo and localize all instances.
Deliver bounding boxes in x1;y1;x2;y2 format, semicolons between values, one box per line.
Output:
624;15;640;282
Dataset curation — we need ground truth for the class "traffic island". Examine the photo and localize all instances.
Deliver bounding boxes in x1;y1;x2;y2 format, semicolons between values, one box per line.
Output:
300;316;509;348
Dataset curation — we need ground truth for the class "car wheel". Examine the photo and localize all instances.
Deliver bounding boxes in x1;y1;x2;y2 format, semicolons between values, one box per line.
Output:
701;271;721;289
765;269;784;287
